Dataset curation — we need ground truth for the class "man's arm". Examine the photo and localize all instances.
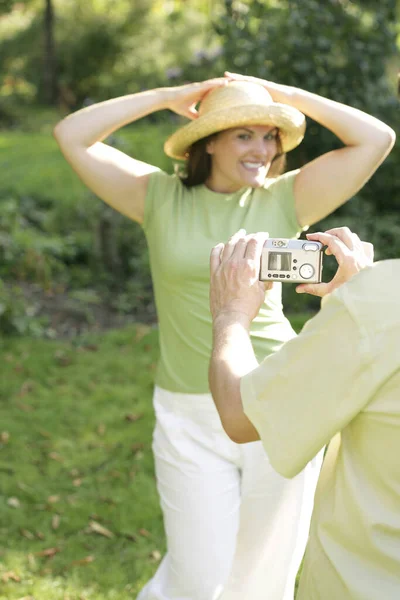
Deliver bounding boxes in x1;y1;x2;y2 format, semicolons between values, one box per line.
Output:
208;229;271;442
209;227;374;466
209;312;260;443
240;292;372;477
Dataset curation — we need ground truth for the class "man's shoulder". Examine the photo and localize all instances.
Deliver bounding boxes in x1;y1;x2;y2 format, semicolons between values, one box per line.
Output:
344;260;400;295
335;259;400;330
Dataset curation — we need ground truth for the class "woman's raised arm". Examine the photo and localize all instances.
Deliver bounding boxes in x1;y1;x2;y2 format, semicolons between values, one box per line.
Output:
225;72;396;227
53;79;226;223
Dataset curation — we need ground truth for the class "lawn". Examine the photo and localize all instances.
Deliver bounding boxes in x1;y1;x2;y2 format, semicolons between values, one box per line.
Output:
0;121;176;207
0;315;312;599
0;324;164;599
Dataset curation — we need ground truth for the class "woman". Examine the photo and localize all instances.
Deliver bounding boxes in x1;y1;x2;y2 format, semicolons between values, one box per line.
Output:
53;74;395;600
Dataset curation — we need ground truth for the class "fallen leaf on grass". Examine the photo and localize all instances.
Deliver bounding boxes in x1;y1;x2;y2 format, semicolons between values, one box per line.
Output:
2;570;21;583
52;515;60;530
54;350;72;366
109;469;122;479
125;413;143;422
35;531;45;540
1;431;10;444
73;478;83;487
88;520;114;538
18;380;35;397
28;553;35;567
47;495;61;504
48;452;64;462
138;528;151;538
38;429;52;439
69;555;95;567
7;497;21;508
97;424;106;436
36;547;61;558
131;442;144;453
80;344;99;352
20;528;35;540
134;325;151;342
150;550;162;561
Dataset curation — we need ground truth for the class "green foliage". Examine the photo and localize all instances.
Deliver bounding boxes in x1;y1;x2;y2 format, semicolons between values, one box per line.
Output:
0;0;399;327
0;280;48;335
0;122;179;327
212;0;400;285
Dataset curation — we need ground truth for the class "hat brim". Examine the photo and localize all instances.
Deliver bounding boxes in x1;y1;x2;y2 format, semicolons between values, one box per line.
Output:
164;103;306;160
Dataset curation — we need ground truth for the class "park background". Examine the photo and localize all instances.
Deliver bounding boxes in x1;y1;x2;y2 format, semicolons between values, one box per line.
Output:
0;1;398;598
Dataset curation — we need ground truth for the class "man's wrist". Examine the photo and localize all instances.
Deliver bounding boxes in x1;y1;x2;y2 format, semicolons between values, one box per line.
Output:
212;310;252;332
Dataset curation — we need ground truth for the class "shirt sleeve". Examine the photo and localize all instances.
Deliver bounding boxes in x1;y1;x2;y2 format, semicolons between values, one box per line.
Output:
241;290;374;478
266;169;307;237
143;169;179;233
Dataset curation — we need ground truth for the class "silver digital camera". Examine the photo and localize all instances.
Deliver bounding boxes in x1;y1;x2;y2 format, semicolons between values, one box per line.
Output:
260;238;323;284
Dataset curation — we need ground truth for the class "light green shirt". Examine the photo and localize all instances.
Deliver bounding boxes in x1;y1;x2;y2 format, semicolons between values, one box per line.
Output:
241;260;400;599
143;169;304;393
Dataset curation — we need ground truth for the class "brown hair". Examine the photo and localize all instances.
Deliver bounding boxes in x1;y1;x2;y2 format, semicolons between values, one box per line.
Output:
179;131;287;188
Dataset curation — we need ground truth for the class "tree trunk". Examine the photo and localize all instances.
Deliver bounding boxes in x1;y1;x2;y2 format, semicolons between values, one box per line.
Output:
43;0;57;105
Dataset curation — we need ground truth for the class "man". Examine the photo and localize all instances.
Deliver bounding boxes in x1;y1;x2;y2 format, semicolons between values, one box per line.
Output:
209;227;400;599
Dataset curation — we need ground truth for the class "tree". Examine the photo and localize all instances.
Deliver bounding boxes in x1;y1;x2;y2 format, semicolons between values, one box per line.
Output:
0;0;57;104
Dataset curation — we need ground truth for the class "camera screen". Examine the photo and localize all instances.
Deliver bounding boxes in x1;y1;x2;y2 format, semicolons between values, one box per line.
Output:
268;252;291;271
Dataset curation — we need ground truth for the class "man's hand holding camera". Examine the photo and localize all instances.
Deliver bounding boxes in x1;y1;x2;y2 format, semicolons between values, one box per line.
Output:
210;229;272;328
296;227;374;297
209;225;374;445
210;226;374;318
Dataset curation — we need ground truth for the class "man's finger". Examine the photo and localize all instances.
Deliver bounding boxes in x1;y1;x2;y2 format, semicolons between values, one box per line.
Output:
262;281;274;292
306;232;349;263
296;282;330;297
231;237;248;259
221;229;246;261
322;227;355;250
361;241;374;262
210;243;224;275
244;232;269;260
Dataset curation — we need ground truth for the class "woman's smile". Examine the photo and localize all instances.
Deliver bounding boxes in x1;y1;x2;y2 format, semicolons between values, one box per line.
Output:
205;125;279;193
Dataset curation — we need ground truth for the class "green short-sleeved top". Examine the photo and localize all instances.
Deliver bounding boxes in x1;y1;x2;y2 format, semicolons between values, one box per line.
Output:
143;169;305;393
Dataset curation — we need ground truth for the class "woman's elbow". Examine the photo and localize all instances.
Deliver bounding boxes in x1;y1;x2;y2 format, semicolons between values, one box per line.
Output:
53;120;67;146
378;125;396;154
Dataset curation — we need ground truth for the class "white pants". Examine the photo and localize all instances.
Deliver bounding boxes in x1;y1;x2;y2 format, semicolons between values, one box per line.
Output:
137;387;323;600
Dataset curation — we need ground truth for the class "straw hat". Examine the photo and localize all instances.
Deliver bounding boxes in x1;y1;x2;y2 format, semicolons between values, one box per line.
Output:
164;81;306;160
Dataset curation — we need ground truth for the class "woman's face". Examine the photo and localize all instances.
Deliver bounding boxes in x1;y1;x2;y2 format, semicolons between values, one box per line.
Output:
205;125;279;193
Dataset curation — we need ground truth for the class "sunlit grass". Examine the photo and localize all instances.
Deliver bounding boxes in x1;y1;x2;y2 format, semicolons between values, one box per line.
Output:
0;120;177;208
0;314;312;597
0;324;164;599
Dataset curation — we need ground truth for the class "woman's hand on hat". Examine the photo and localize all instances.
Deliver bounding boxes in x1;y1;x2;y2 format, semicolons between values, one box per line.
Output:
296;227;374;298
224;72;293;103
210;230;272;327
165;78;227;120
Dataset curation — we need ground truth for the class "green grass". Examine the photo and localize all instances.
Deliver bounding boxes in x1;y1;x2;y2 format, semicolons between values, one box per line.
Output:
0;314;313;598
0;120;178;207
0;324;164;599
